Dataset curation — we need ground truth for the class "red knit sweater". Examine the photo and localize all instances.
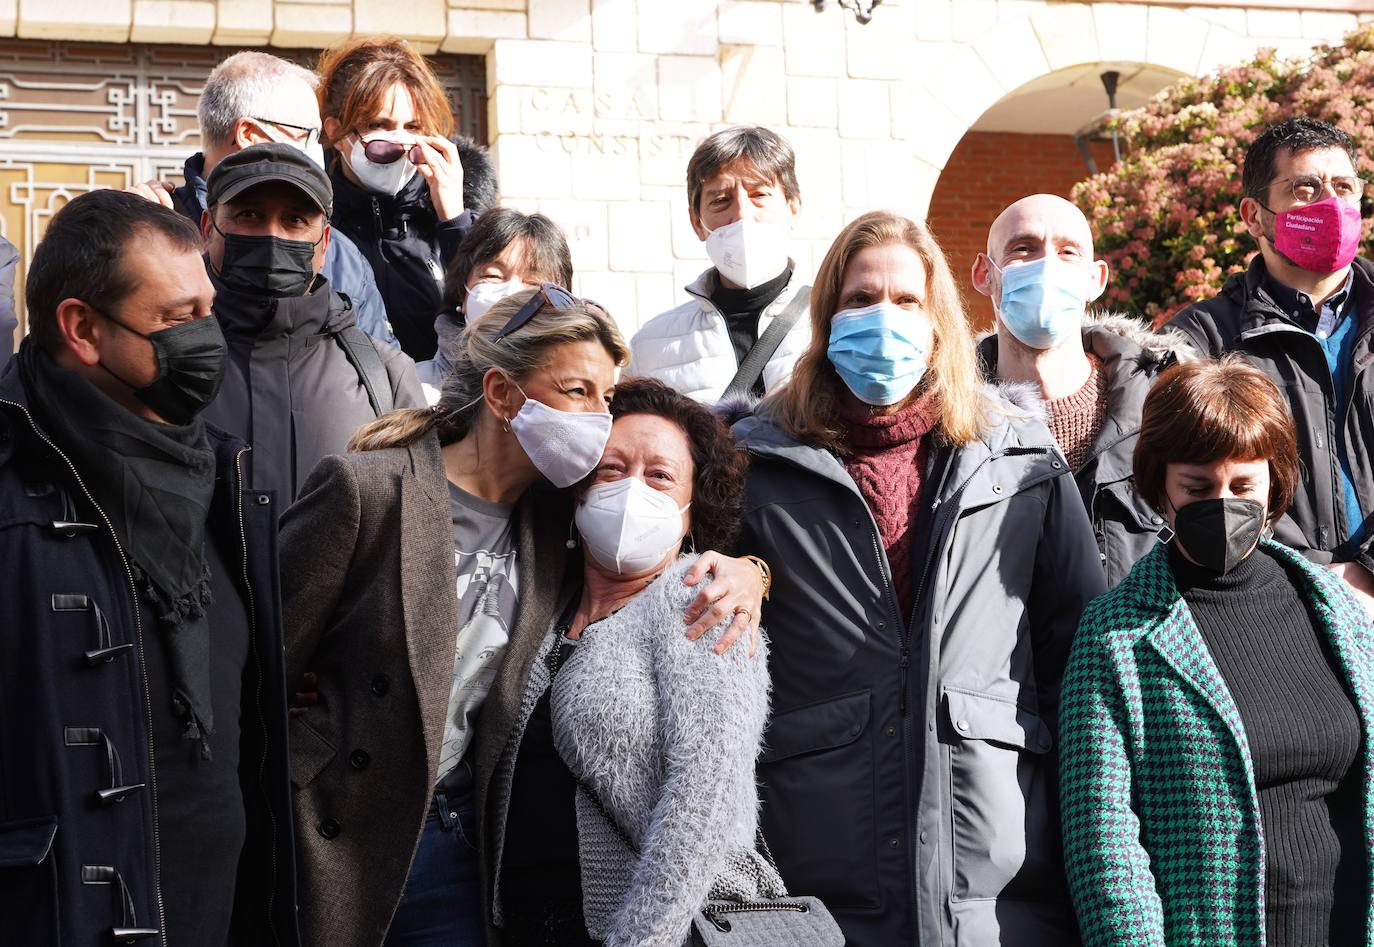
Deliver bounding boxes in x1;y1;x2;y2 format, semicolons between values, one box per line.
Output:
839;390;941;621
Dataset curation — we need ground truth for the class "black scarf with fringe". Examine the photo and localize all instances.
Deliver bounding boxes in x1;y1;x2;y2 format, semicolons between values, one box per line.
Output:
20;341;219;752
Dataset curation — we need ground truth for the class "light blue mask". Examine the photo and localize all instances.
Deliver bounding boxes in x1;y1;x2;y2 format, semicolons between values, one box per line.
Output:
992;256;1092;350
826;302;934;407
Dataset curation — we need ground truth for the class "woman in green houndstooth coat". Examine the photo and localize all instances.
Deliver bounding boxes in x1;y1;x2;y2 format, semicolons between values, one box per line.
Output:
1060;355;1374;947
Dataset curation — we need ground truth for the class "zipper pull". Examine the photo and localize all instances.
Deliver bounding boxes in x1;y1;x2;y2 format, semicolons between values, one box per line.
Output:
370;196;383;231
898;647;911;715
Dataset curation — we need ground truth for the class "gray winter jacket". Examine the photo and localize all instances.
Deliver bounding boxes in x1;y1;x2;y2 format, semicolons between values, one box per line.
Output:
487;555;783;947
203;275;424;504
977;315;1190;585
732;388;1106;947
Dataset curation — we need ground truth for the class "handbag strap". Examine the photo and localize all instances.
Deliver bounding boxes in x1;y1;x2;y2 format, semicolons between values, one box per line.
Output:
720;285;811;401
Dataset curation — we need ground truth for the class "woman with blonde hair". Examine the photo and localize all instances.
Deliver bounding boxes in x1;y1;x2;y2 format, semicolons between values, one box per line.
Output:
279;288;766;947
729;210;1105;947
317;35;471;362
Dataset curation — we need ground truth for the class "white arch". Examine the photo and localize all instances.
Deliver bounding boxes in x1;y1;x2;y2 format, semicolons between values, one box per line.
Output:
904;2;1256;214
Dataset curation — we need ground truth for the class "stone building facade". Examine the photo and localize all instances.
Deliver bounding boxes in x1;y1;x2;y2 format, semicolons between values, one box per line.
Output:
1;0;1370;343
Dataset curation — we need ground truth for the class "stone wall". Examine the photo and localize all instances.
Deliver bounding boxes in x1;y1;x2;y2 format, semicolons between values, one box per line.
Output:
4;0;1369;332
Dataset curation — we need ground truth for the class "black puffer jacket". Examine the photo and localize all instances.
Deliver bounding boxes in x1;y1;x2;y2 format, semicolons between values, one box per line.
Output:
327;162;475;362
0;356;297;947
978;315;1190;586
203;275;425;504
1167;255;1374;572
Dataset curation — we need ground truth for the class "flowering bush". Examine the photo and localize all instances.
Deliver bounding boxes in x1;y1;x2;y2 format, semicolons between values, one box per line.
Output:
1073;27;1374;324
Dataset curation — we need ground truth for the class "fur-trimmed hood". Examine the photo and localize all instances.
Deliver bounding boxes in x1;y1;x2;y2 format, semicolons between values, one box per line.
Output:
975;310;1195;372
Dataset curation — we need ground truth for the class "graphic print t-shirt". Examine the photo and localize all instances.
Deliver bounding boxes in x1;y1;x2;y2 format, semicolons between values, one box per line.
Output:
436;481;518;787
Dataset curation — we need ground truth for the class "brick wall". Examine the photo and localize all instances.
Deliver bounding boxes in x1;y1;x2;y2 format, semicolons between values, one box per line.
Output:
927;131;1117;333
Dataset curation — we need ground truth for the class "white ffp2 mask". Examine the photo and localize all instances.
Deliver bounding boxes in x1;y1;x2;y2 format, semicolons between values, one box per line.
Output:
465;279;528;323
704;218;789;289
575;477;690;575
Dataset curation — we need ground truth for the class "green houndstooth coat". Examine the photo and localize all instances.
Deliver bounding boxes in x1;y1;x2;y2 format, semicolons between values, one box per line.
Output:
1059;539;1374;947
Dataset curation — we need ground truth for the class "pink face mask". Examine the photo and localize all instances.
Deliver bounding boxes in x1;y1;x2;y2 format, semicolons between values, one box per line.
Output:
1271;195;1363;274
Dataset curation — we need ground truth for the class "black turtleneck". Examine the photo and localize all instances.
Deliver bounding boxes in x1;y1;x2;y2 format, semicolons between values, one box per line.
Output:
1170;544;1365;947
708;265;792;396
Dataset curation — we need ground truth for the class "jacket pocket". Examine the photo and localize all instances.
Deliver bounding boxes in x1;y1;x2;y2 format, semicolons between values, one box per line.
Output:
289;715;338;790
0;816;61;943
943;687;1066;904
758;690;878;910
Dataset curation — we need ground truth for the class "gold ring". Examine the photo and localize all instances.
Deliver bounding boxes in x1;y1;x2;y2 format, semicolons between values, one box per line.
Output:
733;606;752;621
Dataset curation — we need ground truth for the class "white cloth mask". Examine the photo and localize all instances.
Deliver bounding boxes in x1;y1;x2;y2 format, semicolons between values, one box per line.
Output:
465;279;528;323
575;477;691;575
508;388;611;488
347;131;418;196
704;218;790;290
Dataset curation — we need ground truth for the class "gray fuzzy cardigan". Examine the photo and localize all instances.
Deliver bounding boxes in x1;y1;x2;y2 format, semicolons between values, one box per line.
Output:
489;554;783;946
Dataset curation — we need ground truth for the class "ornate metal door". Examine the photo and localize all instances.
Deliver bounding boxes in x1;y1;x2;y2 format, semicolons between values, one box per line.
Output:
0;38;486;346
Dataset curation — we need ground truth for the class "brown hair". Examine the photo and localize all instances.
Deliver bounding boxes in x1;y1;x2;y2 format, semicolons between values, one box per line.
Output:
316;36;454;148
1133;355;1299;522
606;378;748;554
347;289;629;452
686;126;799;221
765;211;984;451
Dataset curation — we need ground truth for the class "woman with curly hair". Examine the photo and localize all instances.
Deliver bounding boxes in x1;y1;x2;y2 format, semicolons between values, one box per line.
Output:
486;377;783;947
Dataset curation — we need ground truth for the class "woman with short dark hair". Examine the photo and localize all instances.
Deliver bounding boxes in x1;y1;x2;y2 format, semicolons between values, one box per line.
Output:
1060;355;1374;947
428;208;575;384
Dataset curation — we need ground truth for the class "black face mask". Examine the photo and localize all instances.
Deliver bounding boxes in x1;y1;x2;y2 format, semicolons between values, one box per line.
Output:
211;223;319;298
1171;497;1267;575
98;311;227;425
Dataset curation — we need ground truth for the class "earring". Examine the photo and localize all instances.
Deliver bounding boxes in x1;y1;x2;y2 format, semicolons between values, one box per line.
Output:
502;416;512;433
565;520;578;550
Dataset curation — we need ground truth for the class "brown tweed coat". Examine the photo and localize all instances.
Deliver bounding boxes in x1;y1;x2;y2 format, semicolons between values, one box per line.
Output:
279;430;570;947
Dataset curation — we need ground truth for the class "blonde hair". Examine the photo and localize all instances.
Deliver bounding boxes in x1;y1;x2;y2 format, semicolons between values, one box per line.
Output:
317;36;454;148
766;211;984;450
347;290;629;452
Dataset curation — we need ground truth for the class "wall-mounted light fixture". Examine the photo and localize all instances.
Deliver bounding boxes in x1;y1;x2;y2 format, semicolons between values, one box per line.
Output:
812;0;882;25
1074;70;1124;175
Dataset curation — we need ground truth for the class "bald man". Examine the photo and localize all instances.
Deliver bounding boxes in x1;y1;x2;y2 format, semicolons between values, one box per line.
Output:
973;194;1188;584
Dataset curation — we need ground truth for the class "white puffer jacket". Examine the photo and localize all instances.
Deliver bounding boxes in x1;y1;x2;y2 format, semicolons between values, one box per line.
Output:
627;265;812;403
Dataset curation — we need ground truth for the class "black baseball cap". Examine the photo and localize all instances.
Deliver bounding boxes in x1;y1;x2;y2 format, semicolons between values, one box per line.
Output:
206;142;332;214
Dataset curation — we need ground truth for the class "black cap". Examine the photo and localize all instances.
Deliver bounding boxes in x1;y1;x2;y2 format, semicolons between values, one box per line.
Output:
206;142;332;214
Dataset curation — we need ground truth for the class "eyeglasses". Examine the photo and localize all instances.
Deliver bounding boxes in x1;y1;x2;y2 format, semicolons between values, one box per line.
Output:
249;117;321;148
353;133;423;166
1269;173;1372;206
495;283;584;342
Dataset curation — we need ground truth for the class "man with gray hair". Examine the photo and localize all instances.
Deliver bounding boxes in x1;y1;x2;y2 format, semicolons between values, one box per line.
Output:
127;50;392;347
629;126;810;404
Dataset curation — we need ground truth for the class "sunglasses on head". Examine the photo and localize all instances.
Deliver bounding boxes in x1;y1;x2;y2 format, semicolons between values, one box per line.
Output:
356;134;423;166
495;283;592;342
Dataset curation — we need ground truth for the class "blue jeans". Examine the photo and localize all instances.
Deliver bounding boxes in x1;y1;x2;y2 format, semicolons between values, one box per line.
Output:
383;768;486;947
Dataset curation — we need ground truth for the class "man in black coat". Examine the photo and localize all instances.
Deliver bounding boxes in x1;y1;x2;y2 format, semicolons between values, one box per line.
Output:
1167;118;1374;612
0;188;297;946
126;51;395;354
199;143;424;504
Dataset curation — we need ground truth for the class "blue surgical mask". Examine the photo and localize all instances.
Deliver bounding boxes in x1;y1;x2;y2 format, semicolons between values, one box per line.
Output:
827;302;934;407
991;256;1093;350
